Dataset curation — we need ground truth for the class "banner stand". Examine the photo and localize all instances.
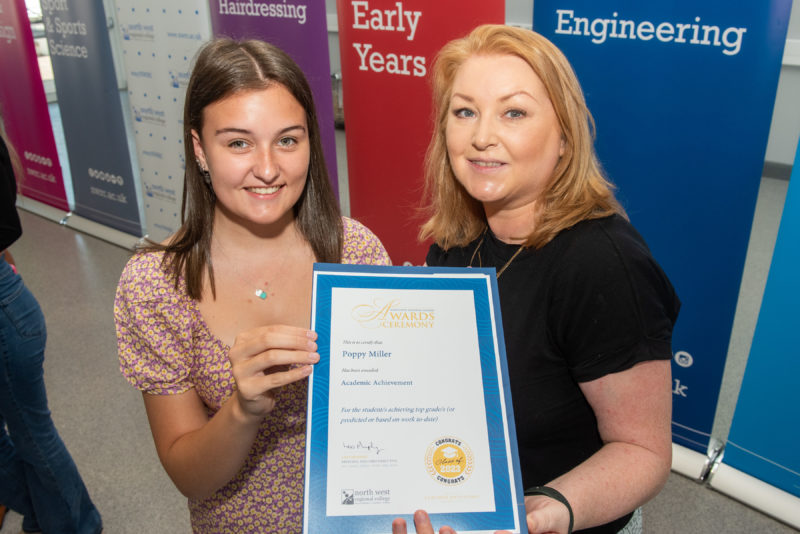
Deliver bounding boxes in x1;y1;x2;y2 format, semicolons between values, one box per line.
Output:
709;463;800;529
16;197;141;251
671;443;719;481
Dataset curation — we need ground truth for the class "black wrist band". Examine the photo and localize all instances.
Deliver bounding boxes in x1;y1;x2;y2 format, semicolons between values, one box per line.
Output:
524;485;574;534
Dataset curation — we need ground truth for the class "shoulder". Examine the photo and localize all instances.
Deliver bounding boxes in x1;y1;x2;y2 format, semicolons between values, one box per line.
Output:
341;217;392;265
117;249;181;304
555;215;656;275
553;214;680;324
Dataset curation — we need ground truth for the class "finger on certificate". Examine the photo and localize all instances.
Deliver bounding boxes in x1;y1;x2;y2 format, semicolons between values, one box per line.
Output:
413;510;437;534
230;325;317;362
235;347;319;377
392;517;409;534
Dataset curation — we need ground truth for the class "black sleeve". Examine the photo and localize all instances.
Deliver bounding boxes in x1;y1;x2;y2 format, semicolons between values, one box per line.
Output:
0;136;22;251
549;218;680;382
425;243;445;266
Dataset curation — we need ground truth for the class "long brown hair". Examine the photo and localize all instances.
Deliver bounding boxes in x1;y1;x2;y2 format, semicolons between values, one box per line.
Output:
145;38;342;299
419;24;624;250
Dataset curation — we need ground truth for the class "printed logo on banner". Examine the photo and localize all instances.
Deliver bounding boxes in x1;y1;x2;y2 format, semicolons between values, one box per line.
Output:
130;70;154;79
216;0;307;24
169;70;190;88
673;351;694;368
24;151;54;167
23;151;57;183
144;182;178;204
554;10;747;56
133;105;167;126
121;22;155;41
42;1;89;59
0;23;16;42
349;2;426;77
141;149;164;160
26;168;57;183
165;30;203;41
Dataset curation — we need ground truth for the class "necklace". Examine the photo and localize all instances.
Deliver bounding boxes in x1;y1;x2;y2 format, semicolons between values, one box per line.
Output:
468;228;526;279
213;240;288;302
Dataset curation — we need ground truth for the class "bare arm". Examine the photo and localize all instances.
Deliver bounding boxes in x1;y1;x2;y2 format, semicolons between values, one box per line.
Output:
1;249;14;266
143;325;319;500
522;359;673;533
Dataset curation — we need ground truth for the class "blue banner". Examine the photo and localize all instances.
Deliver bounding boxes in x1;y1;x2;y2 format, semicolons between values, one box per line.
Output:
43;0;142;235
533;1;792;452
723;141;800;497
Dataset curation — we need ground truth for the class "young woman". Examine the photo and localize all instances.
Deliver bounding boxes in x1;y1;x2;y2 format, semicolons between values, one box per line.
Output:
114;38;389;532
404;25;680;534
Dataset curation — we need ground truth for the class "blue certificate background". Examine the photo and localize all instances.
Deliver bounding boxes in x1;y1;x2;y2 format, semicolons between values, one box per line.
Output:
305;264;525;533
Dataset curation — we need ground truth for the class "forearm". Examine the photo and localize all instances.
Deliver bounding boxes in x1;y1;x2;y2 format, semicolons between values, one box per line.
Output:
146;391;262;500
544;441;671;531
1;249;14;266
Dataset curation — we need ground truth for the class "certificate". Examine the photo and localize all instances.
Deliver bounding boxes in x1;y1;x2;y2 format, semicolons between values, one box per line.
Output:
304;264;525;534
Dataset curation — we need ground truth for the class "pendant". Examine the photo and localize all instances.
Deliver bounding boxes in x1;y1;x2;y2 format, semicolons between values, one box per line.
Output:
254;289;267;300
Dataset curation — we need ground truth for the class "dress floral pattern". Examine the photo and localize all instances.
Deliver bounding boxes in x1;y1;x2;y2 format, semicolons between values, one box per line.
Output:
114;217;390;533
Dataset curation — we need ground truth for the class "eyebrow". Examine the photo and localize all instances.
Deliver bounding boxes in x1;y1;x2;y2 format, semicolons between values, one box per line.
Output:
451;90;539;103
214;125;307;136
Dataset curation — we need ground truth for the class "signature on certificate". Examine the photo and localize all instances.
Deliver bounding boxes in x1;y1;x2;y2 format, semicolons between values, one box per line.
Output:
343;440;384;455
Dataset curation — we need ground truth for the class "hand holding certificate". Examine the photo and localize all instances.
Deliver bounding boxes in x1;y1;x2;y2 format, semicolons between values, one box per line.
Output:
304;264;525;533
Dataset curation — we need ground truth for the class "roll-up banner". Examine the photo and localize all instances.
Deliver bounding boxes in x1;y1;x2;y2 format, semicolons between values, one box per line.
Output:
338;0;505;265
0;0;68;210
533;1;792;453
42;0;142;236
721;140;800;501
208;0;339;196
114;2;211;243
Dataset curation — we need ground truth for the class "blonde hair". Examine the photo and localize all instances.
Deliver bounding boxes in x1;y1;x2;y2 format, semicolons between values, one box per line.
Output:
419;24;624;250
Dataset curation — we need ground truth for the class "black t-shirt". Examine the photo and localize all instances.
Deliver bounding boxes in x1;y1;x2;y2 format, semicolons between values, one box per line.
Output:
427;214;680;534
0;136;22;251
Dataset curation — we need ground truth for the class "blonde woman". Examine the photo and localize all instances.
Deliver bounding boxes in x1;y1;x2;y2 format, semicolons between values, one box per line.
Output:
400;25;680;534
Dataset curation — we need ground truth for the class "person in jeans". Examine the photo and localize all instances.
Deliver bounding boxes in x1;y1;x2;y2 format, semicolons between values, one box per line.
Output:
0;129;102;533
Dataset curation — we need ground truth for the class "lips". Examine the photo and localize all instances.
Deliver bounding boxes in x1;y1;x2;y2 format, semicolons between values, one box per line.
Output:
469;159;505;168
246;185;282;195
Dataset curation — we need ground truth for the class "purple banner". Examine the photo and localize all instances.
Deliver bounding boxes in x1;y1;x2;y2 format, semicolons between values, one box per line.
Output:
208;0;338;195
0;0;68;210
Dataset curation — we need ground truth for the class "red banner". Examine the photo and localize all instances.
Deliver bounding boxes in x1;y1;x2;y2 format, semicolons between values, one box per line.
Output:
0;0;68;210
337;1;504;265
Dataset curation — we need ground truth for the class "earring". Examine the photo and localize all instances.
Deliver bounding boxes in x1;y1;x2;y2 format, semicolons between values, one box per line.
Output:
196;158;211;184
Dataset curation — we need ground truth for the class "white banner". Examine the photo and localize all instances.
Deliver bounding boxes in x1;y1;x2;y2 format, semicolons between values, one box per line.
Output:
113;1;212;242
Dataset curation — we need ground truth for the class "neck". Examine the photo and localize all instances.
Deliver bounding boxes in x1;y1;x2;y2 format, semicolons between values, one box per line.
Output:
212;207;299;253
484;201;537;245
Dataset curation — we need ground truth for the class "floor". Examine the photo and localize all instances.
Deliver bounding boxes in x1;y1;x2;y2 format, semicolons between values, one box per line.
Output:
1;176;797;532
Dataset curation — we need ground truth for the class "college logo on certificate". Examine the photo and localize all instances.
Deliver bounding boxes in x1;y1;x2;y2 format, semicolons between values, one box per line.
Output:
425;437;475;485
304;264;526;533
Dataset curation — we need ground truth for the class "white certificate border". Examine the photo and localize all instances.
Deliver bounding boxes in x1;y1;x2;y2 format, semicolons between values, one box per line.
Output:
304;263;524;534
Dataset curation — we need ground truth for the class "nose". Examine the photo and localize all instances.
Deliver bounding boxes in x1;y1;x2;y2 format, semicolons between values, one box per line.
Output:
472;116;497;150
253;146;279;181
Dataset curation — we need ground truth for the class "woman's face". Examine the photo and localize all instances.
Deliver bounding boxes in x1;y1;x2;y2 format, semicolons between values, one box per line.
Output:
192;85;310;231
445;54;564;215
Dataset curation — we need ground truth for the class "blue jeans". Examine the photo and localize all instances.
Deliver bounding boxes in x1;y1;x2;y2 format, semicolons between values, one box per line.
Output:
0;260;102;533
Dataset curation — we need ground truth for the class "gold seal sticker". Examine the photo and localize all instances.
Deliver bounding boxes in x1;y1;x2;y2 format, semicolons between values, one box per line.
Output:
425;437;474;485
